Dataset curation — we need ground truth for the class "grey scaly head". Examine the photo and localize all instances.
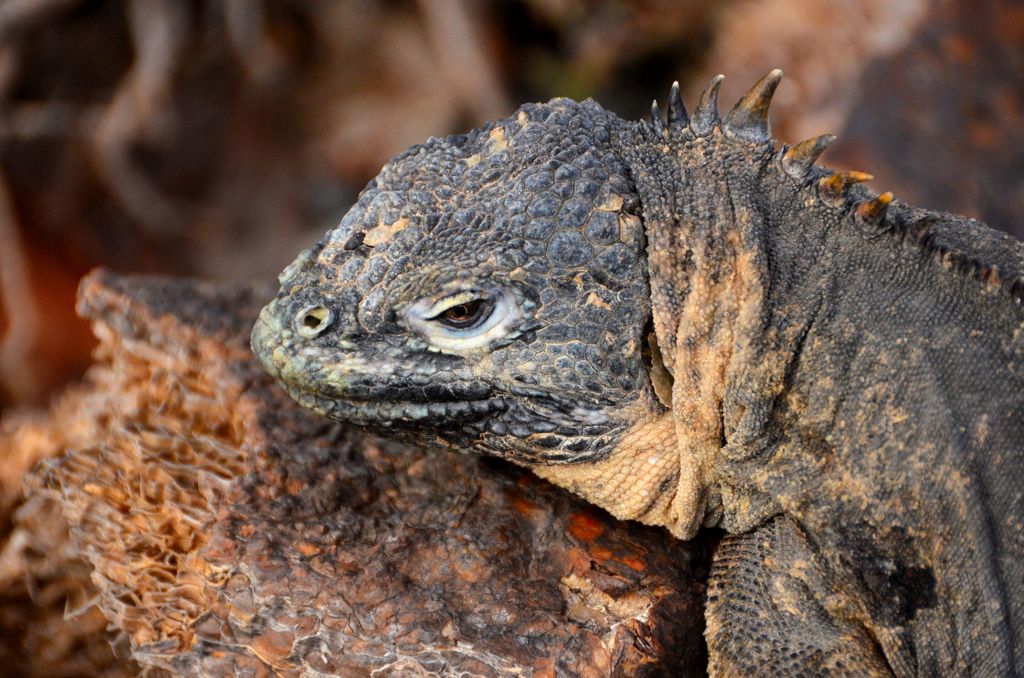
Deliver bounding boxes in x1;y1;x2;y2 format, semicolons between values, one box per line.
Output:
251;99;663;467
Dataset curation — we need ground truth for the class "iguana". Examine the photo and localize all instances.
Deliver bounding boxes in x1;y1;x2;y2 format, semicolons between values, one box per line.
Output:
251;70;1024;676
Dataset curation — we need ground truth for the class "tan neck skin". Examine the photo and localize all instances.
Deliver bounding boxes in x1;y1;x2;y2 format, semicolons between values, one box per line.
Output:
524;378;733;540
530;227;771;540
523;404;711;540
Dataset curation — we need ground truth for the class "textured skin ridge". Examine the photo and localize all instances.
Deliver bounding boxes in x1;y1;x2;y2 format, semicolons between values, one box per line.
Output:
645;82;1024;309
886;205;1024;303
252;71;1024;675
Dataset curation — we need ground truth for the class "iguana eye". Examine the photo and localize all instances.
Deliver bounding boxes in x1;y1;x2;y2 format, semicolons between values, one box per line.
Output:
406;289;523;351
434;298;492;329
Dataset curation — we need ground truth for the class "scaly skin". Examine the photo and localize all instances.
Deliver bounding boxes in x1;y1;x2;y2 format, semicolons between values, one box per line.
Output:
251;71;1024;676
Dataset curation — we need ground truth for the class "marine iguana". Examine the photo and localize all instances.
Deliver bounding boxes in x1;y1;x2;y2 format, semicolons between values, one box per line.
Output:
251;70;1024;676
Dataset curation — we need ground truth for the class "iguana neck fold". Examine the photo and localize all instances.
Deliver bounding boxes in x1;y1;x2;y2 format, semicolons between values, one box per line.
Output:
526;409;689;535
596;124;846;537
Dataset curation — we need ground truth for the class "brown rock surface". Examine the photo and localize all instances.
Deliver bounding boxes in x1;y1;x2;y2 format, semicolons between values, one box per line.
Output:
0;270;711;676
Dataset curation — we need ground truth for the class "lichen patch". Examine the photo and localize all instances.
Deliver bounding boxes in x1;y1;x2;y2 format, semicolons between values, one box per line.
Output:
596;194;624;212
364;217;410;247
586;291;612;310
487;126;508;151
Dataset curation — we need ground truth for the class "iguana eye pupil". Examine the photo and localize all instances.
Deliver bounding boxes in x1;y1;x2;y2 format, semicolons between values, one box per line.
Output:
439;299;488;328
406;289;520;349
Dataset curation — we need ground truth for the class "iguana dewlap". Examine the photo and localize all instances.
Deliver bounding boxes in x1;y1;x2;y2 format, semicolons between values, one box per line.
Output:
251;71;1024;676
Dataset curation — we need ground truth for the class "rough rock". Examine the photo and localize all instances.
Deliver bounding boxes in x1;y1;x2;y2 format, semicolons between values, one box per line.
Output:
1;270;711;676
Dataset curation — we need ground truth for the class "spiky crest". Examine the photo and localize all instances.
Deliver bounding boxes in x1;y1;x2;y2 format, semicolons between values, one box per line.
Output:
818;171;874;205
690;75;723;136
722;68;783;143
668;81;688;129
853;192;894;239
782;134;837;179
650;99;665;137
856;192;893;225
640;70;1024;306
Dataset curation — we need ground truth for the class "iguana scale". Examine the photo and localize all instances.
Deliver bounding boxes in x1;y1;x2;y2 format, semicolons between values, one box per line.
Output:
251;70;1024;676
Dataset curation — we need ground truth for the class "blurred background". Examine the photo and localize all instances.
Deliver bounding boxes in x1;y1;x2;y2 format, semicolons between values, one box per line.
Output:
0;0;1022;412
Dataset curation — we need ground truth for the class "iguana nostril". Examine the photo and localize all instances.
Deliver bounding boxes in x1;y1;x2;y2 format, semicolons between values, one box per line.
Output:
296;305;334;338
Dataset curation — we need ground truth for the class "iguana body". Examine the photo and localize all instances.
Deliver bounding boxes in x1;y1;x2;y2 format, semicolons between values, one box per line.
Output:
251;71;1024;676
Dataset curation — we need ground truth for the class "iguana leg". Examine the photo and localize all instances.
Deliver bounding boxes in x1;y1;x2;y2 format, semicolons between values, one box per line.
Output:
706;516;893;677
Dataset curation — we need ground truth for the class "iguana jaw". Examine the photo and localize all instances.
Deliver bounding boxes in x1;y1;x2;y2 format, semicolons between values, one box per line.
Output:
252;300;507;435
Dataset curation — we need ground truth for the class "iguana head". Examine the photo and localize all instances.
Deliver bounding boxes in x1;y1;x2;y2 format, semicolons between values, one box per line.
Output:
251;98;664;465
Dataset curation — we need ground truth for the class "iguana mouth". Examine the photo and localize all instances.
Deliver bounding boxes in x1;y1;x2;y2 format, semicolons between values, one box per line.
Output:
253;306;498;416
279;382;508;428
